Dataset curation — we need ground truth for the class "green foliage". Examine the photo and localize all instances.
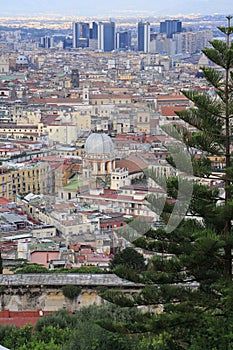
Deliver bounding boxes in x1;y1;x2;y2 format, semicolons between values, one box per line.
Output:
192;156;212;177
0;325;16;347
36;325;71;345
110;247;146;272
14;264;107;274
166;155;176;168
0;305;178;350
62;285;82;300
99;289;136;307
35;309;76;332
15;264;48;274
18;338;62;350
55;266;107;274
112;264;143;283
64;304;140;350
0;251;2;274
0;324;33;349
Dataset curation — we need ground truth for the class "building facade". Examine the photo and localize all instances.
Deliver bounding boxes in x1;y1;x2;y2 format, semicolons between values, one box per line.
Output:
138;21;150;53
160;20;182;38
72;22;90;48
116;31;131;50
98;22;115;52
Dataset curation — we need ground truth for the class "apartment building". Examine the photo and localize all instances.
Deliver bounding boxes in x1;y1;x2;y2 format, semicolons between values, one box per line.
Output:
10;162;53;200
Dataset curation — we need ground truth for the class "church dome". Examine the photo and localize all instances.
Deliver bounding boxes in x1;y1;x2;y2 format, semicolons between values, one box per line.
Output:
16;55;28;65
85;133;115;154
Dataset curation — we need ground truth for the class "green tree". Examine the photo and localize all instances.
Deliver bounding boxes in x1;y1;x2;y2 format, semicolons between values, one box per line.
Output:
35;309;76;332
0;324;33;350
63;304;140;350
0;251;2;274
110;247;146;272
18;339;61;350
100;17;233;349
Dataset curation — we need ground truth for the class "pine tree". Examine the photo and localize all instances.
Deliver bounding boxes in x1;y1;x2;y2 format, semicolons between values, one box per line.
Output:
100;17;233;349
0;251;2;274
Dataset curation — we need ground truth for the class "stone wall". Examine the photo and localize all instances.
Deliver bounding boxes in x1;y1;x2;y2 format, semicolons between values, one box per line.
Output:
0;274;142;312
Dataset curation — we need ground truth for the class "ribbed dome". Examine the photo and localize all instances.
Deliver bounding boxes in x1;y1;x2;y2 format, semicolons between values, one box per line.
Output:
85;133;114;154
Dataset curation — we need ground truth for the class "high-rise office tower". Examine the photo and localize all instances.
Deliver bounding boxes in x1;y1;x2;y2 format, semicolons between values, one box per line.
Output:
138;21;150;53
116;31;131;50
90;22;98;39
160;20;182;38
98;21;115;52
72;22;90;48
41;36;54;48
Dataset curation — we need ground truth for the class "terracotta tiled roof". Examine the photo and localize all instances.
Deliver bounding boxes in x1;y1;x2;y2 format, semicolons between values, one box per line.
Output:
157;94;188;101
0;197;11;207
161;105;186;116
116;154;148;174
42;114;60;124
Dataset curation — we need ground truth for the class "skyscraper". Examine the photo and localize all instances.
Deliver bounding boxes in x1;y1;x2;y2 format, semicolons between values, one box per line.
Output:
40;36;54;48
98;21;115;52
138;21;150;53
72;22;90;48
90;22;98;39
160;20;182;38
116;31;131;50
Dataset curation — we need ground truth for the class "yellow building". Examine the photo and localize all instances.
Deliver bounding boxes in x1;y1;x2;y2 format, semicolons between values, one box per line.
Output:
0;124;44;141
10;162;53;200
0;162;52;201
208;155;225;171
0;169;12;199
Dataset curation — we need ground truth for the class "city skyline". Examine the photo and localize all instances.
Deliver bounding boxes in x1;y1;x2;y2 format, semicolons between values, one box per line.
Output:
0;0;232;17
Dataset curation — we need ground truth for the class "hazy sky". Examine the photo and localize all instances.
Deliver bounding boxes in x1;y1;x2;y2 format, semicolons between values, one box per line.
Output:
1;0;232;17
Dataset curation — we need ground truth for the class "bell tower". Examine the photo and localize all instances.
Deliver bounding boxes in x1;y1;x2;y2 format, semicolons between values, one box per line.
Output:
82;86;89;105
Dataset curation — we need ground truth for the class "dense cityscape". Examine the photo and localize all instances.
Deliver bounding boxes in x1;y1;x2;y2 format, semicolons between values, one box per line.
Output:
0;7;232;349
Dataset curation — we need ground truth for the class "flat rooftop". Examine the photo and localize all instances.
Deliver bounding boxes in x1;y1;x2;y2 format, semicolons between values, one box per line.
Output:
0;274;143;288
